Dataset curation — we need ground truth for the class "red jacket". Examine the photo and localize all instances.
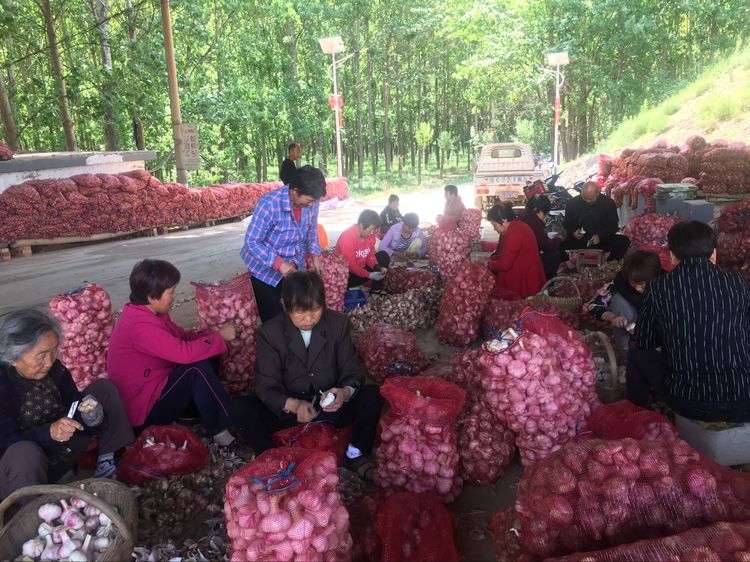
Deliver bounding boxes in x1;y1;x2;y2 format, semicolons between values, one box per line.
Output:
488;220;546;299
334;224;378;278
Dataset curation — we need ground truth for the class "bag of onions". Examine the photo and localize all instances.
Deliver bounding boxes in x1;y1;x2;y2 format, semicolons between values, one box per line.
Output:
118;425;209;484
355;323;427;384
306;252;349;313
547;520;750;562
479;308;600;466
489;508;525;562
384;266;441;294
428;228;471;280
377;491;461;562
581;400;677;442
436;261;495;347
482;299;579;340
348;488;398;562
192;272;259;393
48;284;114;391
458;208;482;241
225;448;352;561
376;376;465;502
271;421;353;464
515;437;750;558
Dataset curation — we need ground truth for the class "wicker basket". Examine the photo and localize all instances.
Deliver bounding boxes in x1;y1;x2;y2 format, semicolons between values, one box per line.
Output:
585;330;623;404
0;479;137;561
534;276;583;313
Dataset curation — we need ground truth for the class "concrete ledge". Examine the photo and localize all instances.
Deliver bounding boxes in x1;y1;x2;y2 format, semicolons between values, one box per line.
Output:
0;150;156;173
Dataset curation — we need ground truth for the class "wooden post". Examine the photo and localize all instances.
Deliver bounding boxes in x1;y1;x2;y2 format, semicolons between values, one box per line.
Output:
160;0;187;185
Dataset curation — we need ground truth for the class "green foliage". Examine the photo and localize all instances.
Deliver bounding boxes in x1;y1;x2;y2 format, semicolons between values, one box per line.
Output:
415;122;434;151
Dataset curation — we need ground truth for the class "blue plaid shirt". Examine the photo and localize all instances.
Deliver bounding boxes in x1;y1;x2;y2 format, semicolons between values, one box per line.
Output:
240;186;321;286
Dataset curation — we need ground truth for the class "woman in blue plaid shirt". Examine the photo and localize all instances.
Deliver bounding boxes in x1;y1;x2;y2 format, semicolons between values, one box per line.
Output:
241;165;326;321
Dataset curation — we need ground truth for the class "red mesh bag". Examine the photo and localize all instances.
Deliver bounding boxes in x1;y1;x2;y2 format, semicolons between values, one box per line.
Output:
48;284;114;391
193;272;259;394
435;261;495;346
428;228;471;279
376;376;466;502
271;421;353;463
548;520;750;561
377;491;460;562
581;400;677;442
117;425;208;483
479;308;600;466
458;208;482;241
483;300;580;340
0;141;13;160
225;448;352;561
516;438;750;558
355;323;427;384
384;266;441;294
305;251;349;313
348;488;398;562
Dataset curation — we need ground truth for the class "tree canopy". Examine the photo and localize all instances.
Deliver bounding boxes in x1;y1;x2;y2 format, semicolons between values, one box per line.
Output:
1;0;748;185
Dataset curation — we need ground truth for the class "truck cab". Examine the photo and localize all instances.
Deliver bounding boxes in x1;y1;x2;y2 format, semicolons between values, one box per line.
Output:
474;143;541;210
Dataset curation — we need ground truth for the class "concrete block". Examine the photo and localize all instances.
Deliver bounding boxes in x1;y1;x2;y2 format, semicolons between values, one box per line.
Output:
677;200;714;223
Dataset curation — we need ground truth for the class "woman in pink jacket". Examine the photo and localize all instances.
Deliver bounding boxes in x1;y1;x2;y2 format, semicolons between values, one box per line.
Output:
107;260;239;448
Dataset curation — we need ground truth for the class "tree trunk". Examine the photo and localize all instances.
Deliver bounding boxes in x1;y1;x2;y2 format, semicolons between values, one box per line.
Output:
432;75;439;170
261;123;268;182
417;150;422;185
90;0;119;150
383;80;391;174
353;17;364;181
319;134;327;175
40;0;77;150
215;0;227;179
126;0;145;149
396;83;404;181
287;19;297;81
0;71;19;151
365;17;377;176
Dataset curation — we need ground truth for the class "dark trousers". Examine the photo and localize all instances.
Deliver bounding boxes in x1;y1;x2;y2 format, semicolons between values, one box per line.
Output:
347;251;391;288
562;233;630;261
0;379;134;500
251;276;284;323
540;250;565;280
143;360;232;435
229;384;384;456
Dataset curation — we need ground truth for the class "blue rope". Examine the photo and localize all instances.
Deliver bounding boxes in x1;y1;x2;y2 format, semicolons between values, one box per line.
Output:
63;286;86;297
251;462;300;494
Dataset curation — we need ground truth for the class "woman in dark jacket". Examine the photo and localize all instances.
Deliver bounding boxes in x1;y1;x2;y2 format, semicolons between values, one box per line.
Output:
0;310;134;500
518;194;567;279
230;271;383;480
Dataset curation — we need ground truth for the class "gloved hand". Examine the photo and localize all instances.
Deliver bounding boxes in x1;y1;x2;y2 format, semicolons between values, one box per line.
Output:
368;271;385;281
78;394;104;427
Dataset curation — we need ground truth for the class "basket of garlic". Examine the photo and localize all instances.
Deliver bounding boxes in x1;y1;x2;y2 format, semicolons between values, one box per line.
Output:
0;478;136;562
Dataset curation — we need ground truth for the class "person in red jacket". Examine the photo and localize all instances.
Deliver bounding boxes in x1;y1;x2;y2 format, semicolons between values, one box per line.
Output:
487;203;546;299
335;210;391;288
517;194;567;279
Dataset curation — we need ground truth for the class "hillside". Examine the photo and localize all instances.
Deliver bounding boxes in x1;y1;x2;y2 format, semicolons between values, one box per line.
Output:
559;47;750;187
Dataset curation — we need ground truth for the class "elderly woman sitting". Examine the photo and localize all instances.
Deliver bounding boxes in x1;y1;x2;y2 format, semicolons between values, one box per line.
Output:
0;310;134;500
230;270;384;481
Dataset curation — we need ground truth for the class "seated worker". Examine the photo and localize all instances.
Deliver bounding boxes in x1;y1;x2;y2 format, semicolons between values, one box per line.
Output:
487;203;546;299
436;184;466;230
627;221;750;421
562;181;630;261
107;259;241;449
335;209;390;288
380;212;429;262
517;194;566;279
379;194;403;236
0;310;134;499
230;271;384;480
586;250;662;350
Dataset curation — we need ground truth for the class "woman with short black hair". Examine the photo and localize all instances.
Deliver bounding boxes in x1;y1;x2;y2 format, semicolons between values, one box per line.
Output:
107;259;240;449
518;194;566;279
0;309;134;499
230;271;383;481
335;209;391;288
487;203;546;299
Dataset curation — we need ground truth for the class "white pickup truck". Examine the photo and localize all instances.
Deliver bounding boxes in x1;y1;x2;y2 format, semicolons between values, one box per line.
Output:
474;143;542;210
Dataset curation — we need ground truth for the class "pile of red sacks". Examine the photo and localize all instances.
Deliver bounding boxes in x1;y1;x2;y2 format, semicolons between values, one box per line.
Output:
0;141;13;160
0;171;348;241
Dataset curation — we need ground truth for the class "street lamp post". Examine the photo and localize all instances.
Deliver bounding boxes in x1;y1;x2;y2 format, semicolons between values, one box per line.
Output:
319;36;345;178
544;51;569;176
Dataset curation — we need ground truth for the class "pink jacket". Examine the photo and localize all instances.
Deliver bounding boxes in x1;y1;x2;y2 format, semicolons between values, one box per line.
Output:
107;304;227;426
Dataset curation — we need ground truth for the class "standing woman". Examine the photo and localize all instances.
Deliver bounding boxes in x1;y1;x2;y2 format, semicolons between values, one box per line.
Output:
0;310;134;499
241;165;326;322
107;259;239;449
487;203;547;299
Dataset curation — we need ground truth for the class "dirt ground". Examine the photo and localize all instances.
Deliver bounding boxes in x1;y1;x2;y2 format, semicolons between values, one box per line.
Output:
0;181;514;560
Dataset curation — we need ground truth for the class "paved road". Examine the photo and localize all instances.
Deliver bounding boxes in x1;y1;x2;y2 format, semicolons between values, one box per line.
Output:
0;182;481;326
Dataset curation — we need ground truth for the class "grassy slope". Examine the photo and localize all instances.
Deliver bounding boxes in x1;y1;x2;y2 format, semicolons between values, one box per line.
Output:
559;47;750;183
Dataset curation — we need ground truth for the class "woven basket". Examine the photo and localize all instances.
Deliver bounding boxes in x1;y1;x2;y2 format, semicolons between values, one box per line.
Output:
0;479;137;561
534;276;583;313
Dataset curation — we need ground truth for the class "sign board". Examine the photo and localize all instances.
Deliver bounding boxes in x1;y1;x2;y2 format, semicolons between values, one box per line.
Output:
547;52;569;66
180;123;201;170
